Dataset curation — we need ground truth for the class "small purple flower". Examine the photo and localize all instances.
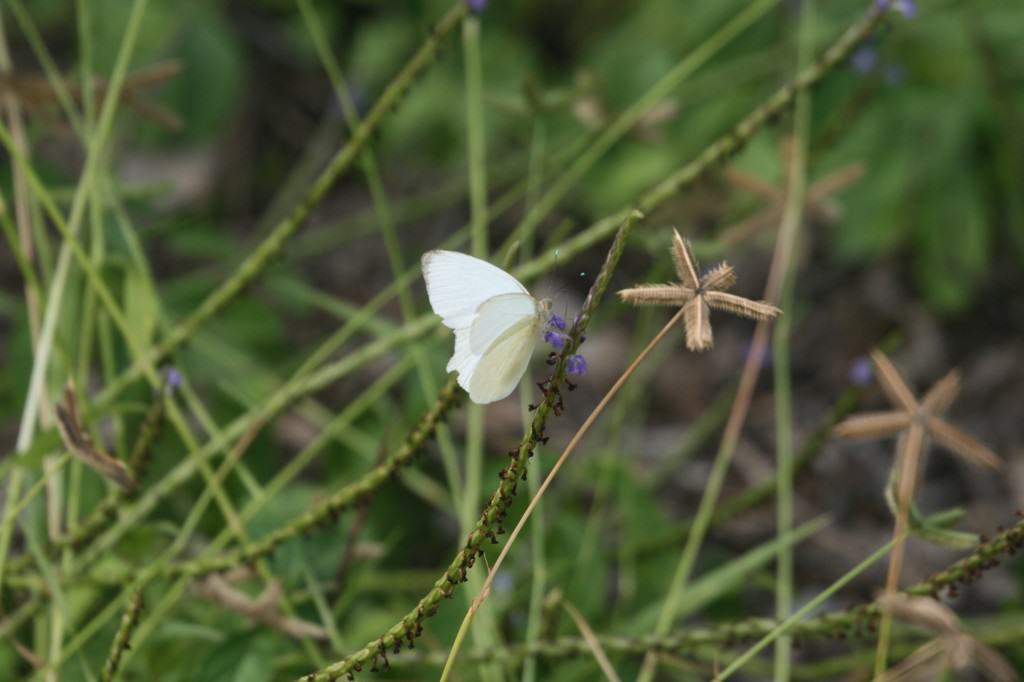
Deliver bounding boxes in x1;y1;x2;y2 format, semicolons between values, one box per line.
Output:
848;356;874;386
548;314;566;331
164;366;183;389
566;354;587;375
543;331;565;350
876;0;916;17
466;0;487;13
851;46;878;74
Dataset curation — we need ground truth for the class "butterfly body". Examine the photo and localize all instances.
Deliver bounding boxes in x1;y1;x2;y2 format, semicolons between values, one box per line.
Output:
422;250;548;404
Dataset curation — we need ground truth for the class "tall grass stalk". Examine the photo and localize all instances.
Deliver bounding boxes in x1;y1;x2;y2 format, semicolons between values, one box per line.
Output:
6;0;84;135
460;12;506;681
716;536;900;681
71;20;107;667
636;6;888;679
773;4;814;680
296;0;466;511
520;115;548;682
0;0;149;618
0;12;59;670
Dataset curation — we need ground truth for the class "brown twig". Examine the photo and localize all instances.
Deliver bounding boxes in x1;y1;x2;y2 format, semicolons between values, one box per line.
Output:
192;575;328;641
54;381;137;491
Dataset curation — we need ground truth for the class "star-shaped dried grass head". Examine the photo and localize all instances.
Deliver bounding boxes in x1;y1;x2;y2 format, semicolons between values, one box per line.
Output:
877;594;1019;681
834;350;1002;472
617;228;781;351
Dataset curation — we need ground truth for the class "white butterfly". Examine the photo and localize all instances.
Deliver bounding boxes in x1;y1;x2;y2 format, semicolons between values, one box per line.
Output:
422;250;550;404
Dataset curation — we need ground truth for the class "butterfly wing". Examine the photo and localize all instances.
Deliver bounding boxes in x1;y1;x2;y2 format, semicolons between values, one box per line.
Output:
422;250;529;330
422;250;541;403
469;293;539;354
447;293;540;403
468;312;541;404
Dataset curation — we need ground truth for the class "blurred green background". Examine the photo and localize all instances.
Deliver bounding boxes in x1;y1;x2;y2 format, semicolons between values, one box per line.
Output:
1;0;1023;680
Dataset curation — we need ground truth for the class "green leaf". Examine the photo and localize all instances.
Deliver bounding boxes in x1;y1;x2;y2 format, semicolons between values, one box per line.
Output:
194;631;273;682
884;473;979;549
162;6;244;141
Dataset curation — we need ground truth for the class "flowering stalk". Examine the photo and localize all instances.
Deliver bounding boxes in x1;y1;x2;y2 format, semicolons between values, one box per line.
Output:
300;210;641;682
101;591;143;682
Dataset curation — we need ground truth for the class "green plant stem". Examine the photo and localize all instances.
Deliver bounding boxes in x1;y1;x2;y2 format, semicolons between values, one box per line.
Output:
0;9;43;347
0;195;43;309
461;5;488;530
100;591;143;682
0;0;149;607
460;12;504;682
716;537;899;681
520;116;547;682
2;454;70;525
773;5;814;680
63;4;107;660
164;378;460;579
465;13;488;259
